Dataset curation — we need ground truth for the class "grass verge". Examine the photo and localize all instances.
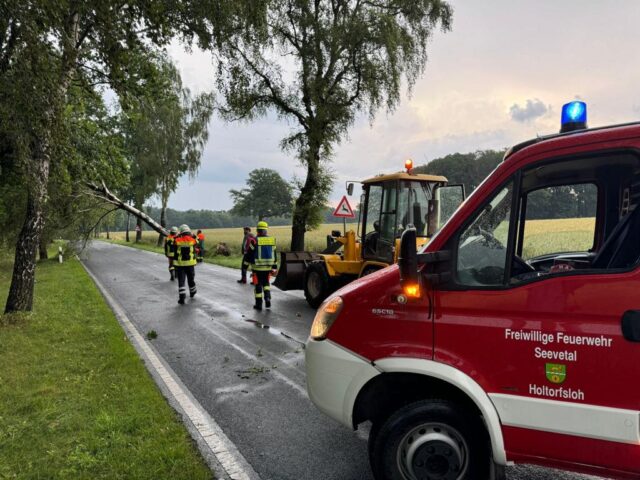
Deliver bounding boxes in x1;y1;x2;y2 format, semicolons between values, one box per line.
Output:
0;253;213;479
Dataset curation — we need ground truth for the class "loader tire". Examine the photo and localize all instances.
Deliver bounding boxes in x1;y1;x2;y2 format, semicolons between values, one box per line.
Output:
304;262;332;308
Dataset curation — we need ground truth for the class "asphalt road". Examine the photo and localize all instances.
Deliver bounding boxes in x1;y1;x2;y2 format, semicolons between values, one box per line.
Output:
82;241;605;480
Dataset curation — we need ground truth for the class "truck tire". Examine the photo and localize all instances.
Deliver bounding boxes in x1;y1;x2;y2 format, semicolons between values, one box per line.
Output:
370;400;490;480
304;262;331;308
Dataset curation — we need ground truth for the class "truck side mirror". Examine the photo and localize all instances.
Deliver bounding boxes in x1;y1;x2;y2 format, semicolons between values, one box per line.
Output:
347;183;354;196
399;228;420;297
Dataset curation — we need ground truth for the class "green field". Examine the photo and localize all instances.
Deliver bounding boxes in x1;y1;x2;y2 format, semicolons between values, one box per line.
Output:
0;251;212;479
521;217;595;259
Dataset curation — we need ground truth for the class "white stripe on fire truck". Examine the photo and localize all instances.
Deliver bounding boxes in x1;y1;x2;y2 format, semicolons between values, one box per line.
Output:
489;393;640;444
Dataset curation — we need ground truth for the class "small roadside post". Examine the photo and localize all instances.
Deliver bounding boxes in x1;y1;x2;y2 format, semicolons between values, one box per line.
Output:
58;246;63;264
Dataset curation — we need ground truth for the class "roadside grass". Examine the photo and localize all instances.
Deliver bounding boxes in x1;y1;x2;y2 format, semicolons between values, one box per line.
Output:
0;253;213;479
103;222;357;269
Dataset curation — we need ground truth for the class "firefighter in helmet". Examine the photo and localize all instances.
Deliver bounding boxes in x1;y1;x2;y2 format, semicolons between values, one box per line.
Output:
248;221;277;311
173;224;198;304
164;226;178;281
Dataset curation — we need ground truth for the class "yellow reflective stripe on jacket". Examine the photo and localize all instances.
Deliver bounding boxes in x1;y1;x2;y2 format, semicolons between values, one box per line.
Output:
174;235;198;266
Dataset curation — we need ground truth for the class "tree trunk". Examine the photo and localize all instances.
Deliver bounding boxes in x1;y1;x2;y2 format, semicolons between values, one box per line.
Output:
125;210;130;242
290;144;321;251
106;224;110;240
136;216;143;243
156;203;167;247
39;237;48;260
5;161;50;313
5;11;80;313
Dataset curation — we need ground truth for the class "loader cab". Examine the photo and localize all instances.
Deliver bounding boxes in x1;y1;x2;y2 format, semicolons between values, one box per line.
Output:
361;172;464;266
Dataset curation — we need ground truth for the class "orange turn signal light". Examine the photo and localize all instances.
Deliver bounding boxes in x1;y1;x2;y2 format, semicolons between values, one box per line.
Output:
324;296;343;314
403;282;420;298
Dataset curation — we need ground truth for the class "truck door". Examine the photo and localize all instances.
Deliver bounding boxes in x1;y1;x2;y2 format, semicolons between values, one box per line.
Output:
433;151;640;475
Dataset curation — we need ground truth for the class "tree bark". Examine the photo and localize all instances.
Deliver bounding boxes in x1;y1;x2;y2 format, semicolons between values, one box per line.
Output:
156;202;167;247
5;165;49;313
135;216;143;243
4;10;80;313
290;143;321;251
39;237;48;260
125;210;130;242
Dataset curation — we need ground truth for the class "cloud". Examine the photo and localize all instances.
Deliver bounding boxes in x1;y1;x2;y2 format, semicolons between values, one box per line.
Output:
509;99;549;123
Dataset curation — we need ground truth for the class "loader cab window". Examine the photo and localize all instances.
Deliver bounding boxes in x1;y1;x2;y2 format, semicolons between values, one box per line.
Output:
363;181;404;264
398;181;431;236
363;184;383;258
377;182;398;263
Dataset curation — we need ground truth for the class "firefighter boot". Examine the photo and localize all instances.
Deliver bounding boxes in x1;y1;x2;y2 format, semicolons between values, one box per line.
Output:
178;295;185;305
253;301;262;311
265;288;271;309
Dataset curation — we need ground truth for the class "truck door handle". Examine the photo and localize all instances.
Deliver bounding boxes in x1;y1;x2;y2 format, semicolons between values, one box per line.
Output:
621;310;640;342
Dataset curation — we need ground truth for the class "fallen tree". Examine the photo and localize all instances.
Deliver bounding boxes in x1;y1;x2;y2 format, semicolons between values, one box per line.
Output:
86;181;168;237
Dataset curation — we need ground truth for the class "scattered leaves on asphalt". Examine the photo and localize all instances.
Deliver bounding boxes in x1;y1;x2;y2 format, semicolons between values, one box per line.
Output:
146;330;158;340
235;365;270;379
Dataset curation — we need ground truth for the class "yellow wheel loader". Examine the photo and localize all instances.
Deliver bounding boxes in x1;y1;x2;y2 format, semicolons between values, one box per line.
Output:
274;161;465;307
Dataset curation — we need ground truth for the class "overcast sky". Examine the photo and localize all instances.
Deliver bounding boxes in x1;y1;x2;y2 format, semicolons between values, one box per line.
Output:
162;0;640;212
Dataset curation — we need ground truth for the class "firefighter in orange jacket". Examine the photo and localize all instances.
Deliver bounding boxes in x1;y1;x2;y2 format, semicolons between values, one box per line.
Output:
174;224;198;304
164;226;178;281
196;229;205;263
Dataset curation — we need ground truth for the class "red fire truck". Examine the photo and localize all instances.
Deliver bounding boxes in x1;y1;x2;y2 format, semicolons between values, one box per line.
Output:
306;102;640;480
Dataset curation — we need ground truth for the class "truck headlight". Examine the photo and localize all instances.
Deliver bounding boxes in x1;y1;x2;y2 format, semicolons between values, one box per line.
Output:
310;296;344;340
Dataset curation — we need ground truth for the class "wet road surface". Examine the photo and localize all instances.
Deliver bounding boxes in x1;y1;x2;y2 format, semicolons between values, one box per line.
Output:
82;242;606;480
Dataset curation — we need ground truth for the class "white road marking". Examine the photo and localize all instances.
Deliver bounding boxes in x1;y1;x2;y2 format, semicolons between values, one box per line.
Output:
82;261;261;480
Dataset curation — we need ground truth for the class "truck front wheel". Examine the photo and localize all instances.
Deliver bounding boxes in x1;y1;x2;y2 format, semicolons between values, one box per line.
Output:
370;400;490;480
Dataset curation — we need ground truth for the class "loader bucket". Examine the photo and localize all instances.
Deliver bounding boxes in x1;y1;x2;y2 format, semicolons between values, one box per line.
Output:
274;251;321;291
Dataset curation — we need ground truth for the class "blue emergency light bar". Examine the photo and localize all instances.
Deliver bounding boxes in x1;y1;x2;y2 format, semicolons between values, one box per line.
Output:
560;101;587;133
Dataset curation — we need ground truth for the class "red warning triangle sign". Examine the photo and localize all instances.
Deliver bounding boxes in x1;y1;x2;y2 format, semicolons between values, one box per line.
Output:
332;195;355;218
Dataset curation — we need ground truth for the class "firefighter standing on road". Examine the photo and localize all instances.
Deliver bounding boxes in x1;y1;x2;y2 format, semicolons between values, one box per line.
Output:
164;226;178;281
248;221;277;311
174;224;198;304
196;229;205;263
237;226;255;284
